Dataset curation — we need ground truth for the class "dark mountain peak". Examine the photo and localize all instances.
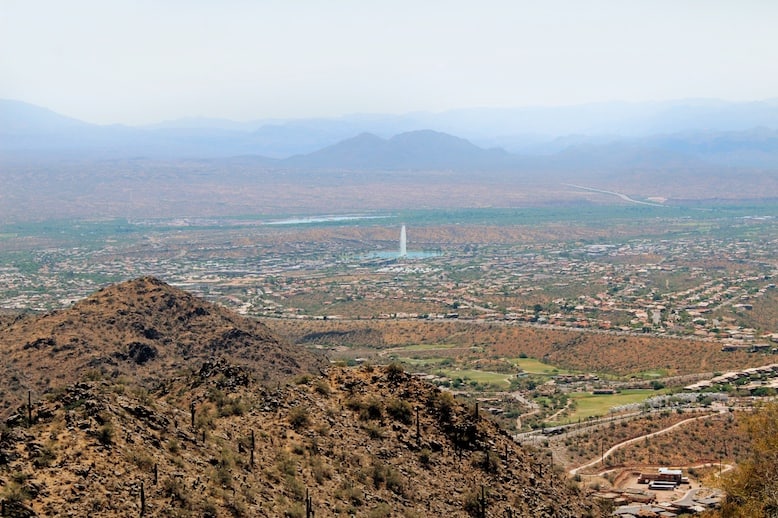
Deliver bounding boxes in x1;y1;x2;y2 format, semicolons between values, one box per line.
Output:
283;129;511;170
69;276;222;330
297;131;384;151
389;129;498;156
82;275;198;311
350;131;384;142
390;128;472;144
98;275;171;293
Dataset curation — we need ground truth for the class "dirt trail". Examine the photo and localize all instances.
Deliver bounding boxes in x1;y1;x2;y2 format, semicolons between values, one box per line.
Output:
568;412;719;475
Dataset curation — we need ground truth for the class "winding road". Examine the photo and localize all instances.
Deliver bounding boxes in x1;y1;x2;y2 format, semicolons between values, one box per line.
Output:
568;411;721;475
565;184;667;207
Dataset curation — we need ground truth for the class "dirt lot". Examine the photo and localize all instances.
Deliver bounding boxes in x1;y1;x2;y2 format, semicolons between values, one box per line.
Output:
614;469;699;503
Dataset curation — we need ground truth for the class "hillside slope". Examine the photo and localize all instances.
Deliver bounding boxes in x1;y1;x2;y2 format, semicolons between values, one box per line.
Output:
0;364;593;517
0;277;327;418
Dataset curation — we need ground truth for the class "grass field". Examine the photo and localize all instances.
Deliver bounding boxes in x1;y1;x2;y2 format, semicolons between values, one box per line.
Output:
554;389;661;424
631;369;669;379
509;357;574;376
441;369;512;389
392;343;460;351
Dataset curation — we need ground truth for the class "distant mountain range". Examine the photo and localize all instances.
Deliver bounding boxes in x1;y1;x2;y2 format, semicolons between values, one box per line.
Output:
3;98;778;172
282;130;512;171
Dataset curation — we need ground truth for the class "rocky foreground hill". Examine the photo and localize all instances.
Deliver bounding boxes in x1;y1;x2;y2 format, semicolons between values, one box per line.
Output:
0;277;328;418
0;278;596;517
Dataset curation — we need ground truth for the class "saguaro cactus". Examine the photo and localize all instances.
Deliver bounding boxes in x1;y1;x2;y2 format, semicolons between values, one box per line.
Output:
305;488;314;518
250;430;256;467
415;406;421;445
140;481;146;516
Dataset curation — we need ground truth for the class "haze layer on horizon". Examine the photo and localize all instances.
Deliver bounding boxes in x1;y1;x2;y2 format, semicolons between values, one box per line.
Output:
1;0;777;125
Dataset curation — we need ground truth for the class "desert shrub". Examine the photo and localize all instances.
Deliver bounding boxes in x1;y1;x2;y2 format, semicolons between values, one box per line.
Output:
368;503;392;518
283;503;305;518
462;487;487;517
419;448;432;466
167;437;181;454
226;498;248;518
345;397;364;412
128;447;155;470
131;386;154;406
32;441;56;468
285;474;305;499
162;476;190;506
96;422;114;445
360;397;383;421
430;390;456;423
201;501;218;518
472;450;501;473
336;482;364;507
218;397;248;417
370;463;385;489
362;422;384;440
10;472;29;485
385;362;405;381
276;451;297;477
195;402;216;429
386;398;413;424
214;466;234;491
214;449;235;488
208;387;227;408
314;379;331;396
288;406;311;429
385;467;404;495
83;369;103;381
719;402;778;517
310;456;332;484
371;461;404;495
294;374;313;385
0;478;31;505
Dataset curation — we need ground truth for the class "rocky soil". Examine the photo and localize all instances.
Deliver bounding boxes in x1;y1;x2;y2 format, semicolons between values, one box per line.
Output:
1;363;596;517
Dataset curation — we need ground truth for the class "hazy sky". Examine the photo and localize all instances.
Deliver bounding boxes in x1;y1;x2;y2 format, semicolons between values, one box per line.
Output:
2;0;777;125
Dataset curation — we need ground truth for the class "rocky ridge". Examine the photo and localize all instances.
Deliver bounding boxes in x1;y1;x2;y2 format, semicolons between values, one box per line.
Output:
0;277;327;418
1;363;594;517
